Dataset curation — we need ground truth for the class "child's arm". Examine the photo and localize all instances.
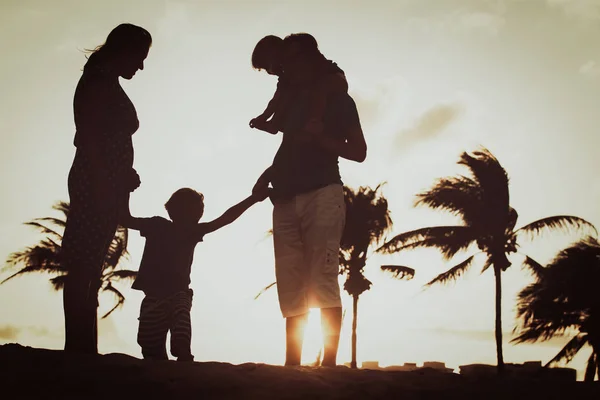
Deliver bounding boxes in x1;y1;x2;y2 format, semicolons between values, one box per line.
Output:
251;85;283;124
195;190;269;237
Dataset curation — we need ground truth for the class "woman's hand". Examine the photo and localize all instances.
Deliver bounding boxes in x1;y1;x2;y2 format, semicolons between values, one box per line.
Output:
124;168;141;193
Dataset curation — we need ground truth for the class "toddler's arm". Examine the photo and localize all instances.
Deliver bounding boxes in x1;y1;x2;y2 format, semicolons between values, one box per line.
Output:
195;189;269;237
251;85;283;124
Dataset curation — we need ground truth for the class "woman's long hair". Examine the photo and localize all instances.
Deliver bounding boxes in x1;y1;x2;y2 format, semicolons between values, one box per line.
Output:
84;23;152;70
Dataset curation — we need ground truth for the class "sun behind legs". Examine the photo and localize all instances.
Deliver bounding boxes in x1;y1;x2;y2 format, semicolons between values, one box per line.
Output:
320;307;342;367
285;313;308;366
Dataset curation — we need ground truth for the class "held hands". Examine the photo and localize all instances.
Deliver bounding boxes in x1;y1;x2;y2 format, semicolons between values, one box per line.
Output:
124;168;141;193
252;172;272;202
251;186;271;202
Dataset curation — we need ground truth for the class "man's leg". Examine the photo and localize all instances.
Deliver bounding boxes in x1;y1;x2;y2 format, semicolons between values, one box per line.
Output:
273;199;308;366
320;307;342;367
300;184;346;367
285;313;308;366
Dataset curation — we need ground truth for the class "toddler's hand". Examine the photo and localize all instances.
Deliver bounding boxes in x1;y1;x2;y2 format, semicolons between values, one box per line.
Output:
249;116;266;129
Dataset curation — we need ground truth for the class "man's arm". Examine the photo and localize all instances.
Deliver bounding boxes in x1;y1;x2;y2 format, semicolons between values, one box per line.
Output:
253;165;273;193
312;124;366;163
307;94;367;163
196;191;268;236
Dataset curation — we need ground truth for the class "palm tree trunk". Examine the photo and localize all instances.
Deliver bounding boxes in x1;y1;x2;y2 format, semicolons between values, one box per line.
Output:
351;294;358;369
494;265;505;375
584;352;597;382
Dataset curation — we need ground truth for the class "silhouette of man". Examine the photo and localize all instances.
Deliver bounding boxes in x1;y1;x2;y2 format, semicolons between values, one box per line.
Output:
252;33;367;367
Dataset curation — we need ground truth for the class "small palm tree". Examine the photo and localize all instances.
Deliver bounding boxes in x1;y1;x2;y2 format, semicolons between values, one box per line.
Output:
340;184;414;368
1;201;137;319
513;237;600;382
377;148;595;374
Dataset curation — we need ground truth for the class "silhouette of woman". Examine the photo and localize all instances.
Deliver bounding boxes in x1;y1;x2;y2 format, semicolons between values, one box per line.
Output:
61;23;151;354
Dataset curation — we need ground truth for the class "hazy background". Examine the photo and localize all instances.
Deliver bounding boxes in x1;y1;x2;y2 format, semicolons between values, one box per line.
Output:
1;0;599;379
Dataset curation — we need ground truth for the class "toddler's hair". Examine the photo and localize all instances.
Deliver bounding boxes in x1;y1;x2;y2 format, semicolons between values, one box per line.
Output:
251;35;283;70
165;188;205;221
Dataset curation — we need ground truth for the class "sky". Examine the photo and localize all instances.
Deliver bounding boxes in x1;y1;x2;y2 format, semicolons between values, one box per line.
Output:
1;0;599;379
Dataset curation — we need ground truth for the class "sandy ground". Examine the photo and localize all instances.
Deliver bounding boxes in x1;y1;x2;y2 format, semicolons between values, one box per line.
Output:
1;343;598;399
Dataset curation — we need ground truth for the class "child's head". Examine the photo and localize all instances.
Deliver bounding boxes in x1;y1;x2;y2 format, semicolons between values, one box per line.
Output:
251;35;284;76
165;188;205;224
282;33;324;81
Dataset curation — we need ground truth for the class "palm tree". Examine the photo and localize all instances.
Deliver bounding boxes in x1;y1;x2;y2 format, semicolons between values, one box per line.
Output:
1;201;137;321
256;184;415;368
513;237;600;382
377;148;595;374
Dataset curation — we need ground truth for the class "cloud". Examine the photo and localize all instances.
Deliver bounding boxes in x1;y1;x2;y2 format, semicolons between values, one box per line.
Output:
394;104;463;150
0;325;19;340
405;5;506;37
457;10;506;36
0;325;52;340
546;0;600;22
579;60;600;78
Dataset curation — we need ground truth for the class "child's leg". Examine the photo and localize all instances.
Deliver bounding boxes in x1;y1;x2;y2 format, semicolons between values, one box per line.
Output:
137;295;169;360
169;288;194;361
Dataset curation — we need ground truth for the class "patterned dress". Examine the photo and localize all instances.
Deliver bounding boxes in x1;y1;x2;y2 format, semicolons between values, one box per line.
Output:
61;55;140;353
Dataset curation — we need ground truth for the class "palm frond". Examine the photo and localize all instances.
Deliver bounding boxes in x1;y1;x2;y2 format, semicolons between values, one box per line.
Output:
381;265;415;280
480;255;493;274
50;274;68;290
1;265;48;284
254;282;276;300
342;184;393;252
545;334;588;366
103;269;137;282
23;221;63;241
377;225;475;258
458;149;509;201
426;255;476;286
52;201;70;216
104;226;129;270
515;216;597;240
33;217;66;229
414;176;480;222
521;255;545;278
101;283;125;319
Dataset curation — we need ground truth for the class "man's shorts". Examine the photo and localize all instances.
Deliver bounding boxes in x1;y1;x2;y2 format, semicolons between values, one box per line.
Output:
272;184;345;318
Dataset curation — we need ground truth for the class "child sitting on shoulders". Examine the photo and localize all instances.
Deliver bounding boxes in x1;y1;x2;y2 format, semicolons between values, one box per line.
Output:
249;34;348;136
